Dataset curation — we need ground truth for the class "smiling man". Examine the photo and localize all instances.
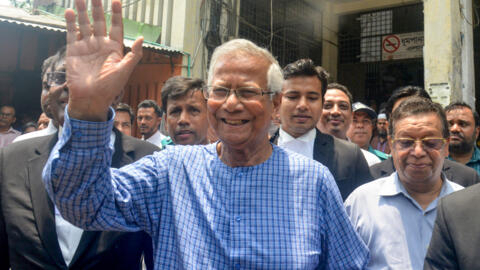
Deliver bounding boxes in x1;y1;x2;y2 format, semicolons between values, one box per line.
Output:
275;58;372;200
445;102;480;175
1;47;156;269
317;83;353;140
160;76;208;146
345;97;463;269
347;102;389;163
41;1;369;268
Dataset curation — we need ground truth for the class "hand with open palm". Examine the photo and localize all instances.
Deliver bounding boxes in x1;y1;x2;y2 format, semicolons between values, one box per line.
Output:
65;0;143;121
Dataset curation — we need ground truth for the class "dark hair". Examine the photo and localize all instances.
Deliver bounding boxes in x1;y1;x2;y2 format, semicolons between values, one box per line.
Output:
283;59;330;94
389;97;449;139
445;101;480;128
115;103;135;124
385;86;430;118
161;76;206;113
138;99;162;117
326;83;353;108
22;121;37;132
0;105;15;116
41;46;66;79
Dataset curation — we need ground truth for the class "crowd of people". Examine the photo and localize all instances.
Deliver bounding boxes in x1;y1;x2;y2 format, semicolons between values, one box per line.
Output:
1;0;480;269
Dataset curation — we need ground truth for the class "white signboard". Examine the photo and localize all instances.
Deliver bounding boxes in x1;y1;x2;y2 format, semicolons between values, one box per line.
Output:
428;83;451;108
382;32;423;61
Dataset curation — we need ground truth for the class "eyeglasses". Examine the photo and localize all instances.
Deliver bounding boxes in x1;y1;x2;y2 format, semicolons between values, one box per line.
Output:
46;71;66;87
0;113;14;118
203;86;273;101
352;119;372;126
391;137;447;151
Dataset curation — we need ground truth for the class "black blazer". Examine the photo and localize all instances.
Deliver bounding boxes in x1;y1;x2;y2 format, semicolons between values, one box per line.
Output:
424;183;480;269
370;157;480;188
271;129;372;200
0;129;159;269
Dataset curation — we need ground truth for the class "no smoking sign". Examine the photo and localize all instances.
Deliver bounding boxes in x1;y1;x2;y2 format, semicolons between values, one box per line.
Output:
382;35;400;53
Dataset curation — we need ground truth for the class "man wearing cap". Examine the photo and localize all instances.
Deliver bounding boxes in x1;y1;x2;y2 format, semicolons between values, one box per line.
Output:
347;102;390;163
371;111;390;154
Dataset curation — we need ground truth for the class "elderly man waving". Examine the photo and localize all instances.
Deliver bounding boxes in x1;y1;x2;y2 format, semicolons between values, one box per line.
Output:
42;0;368;269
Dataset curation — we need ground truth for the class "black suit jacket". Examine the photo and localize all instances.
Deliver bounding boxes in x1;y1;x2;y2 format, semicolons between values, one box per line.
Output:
0;129;160;269
271;129;372;200
370;157;480;188
424;183;480;269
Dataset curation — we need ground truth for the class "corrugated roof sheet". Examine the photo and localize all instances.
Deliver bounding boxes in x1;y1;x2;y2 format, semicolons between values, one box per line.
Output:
0;5;182;55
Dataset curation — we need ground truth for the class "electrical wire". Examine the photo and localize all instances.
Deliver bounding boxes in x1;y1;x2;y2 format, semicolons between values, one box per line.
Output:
269;0;273;51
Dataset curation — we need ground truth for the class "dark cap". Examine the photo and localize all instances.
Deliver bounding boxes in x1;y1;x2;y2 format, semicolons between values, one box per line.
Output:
352;102;377;119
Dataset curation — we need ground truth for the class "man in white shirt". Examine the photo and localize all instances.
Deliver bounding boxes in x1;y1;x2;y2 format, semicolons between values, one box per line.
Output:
273;58;372;200
0;105;20;148
345;97;463;269
136;99;168;147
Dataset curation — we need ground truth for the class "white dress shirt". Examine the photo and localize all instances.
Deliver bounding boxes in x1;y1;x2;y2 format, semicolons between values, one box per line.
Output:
143;129;168;148
360;148;381;166
13;119;58;143
53;126;116;265
277;127;316;159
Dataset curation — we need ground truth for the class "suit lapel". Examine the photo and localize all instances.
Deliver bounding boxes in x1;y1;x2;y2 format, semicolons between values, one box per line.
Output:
313;129;335;172
112;128;134;168
28;134;67;268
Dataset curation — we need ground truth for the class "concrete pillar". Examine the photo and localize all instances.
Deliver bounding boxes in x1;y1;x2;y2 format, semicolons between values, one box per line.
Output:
460;0;475;108
321;2;339;81
424;0;474;107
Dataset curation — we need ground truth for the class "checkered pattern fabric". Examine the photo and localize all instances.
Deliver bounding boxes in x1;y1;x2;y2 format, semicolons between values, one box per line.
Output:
43;108;369;270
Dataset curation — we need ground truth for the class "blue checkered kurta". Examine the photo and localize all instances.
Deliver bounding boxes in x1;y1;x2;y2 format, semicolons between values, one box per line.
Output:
43;109;369;270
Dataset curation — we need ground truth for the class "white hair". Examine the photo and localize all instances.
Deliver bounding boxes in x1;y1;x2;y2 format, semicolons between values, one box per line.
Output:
207;39;284;95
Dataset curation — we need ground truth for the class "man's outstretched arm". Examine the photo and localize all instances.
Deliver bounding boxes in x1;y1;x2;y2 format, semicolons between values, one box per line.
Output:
41;0;168;233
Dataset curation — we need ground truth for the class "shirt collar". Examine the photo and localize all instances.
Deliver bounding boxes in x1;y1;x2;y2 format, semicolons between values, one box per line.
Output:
469;146;480;163
379;172;451;196
379;172;455;212
2;127;19;134
278;127;316;144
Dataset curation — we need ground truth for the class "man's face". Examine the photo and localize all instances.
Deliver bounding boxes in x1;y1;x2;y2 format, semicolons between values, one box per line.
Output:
137;107;161;139
347;111;373;149
37;112;50;130
447;107;480;154
319;89;352;139
165;90;209;145
377;118;388;137
207;54;280;149
114;111;132;136
279;76;323;138
391;113;449;187
0;106;16;130
42;58;69;125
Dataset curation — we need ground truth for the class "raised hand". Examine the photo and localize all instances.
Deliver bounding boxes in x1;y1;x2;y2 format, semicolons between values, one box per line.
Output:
65;0;143;121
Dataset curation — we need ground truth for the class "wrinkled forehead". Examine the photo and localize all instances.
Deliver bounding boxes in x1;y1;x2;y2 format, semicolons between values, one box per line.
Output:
52;58;66;72
1;106;15;114
393;113;443;135
167;89;206;106
446;107;474;120
211;53;270;85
